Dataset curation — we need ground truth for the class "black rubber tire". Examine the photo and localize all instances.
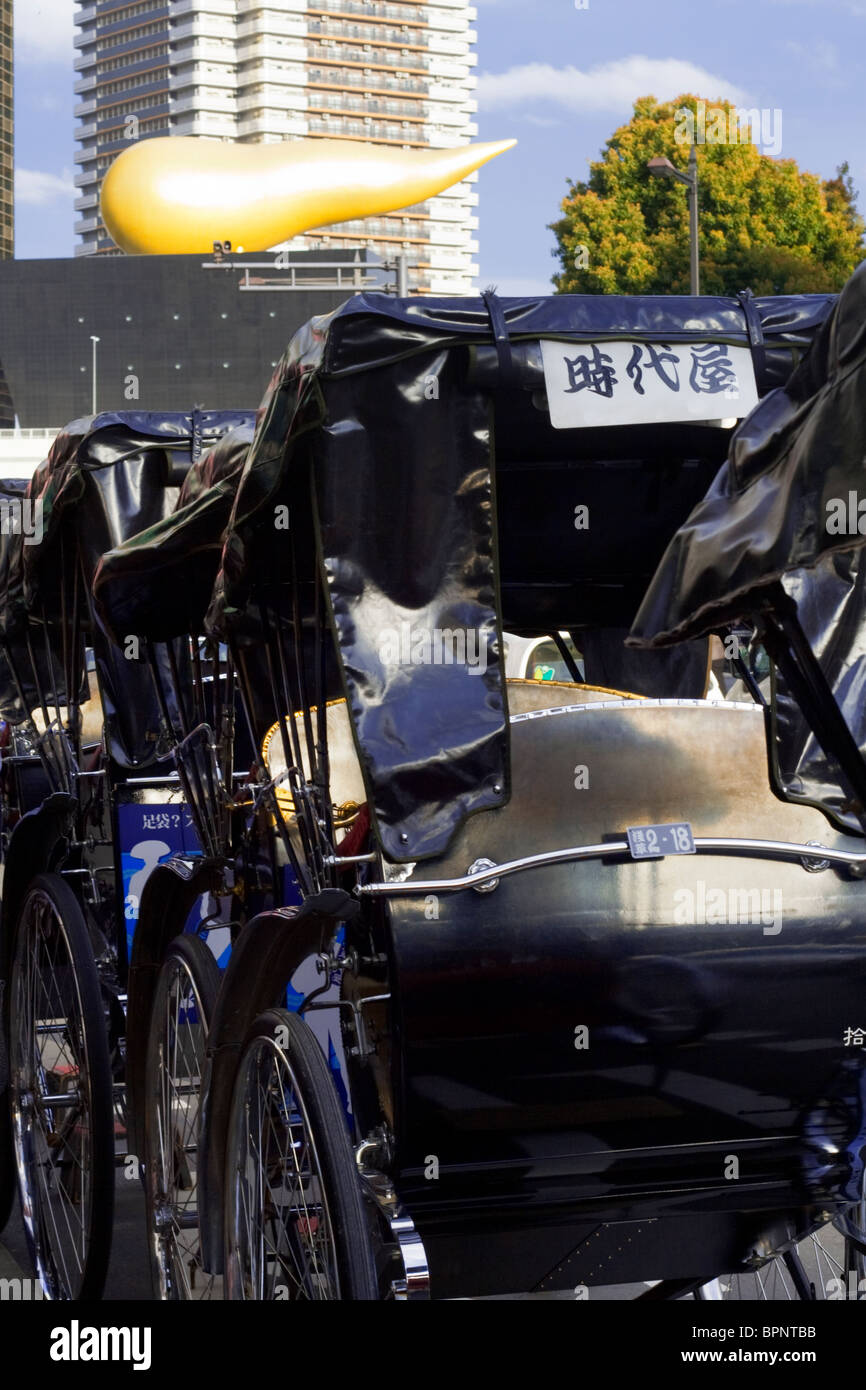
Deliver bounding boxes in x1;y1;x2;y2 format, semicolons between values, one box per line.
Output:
0;1087;16;1232
143;933;221;1300
8;872;114;1299
224;1006;378;1301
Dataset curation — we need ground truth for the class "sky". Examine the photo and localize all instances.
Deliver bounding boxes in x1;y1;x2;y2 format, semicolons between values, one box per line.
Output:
13;0;865;292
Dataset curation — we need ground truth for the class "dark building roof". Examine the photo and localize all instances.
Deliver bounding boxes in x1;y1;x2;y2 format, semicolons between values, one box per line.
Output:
0;250;375;426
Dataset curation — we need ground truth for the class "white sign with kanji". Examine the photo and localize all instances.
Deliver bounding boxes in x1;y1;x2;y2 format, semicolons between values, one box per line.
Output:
540;338;759;429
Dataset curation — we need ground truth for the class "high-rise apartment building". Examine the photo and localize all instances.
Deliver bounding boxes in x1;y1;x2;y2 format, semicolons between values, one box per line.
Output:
0;0;13;260
74;1;479;292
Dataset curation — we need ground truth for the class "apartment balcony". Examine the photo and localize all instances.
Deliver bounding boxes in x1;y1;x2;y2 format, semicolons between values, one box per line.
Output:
74;100;98;119
169;93;236;116
238;39;308;67
169;19;242;45
74;194;99;212
306;115;428;144
309;1;430;23
171;69;237;93
307;17;429;48
174;117;237;139
238;87;302;112
237;115;307;138
169;0;236;16
306;42;429;73
74;75;97;95
427;58;471;79
238;61;306;85
308;91;428;120
237;14;301;41
169;39;236;63
307;65;428;96
428;36;472;57
77;122;98;140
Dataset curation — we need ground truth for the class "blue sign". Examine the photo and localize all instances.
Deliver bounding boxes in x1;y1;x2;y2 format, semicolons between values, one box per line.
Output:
117;801;201;961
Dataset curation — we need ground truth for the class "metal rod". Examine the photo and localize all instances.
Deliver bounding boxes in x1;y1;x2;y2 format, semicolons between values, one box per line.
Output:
688;144;700;296
355;834;866;896
552;631;581;684
759;586;866;835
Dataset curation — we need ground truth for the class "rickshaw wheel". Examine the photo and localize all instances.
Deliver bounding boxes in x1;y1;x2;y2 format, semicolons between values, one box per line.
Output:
845;1199;866;1293
701;1215;865;1300
143;933;221;1301
8;873;114;1299
223;1006;379;1301
0;1091;15;1232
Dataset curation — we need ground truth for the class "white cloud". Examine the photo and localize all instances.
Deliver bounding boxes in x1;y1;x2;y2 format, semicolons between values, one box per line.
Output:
782;38;839;71
15;0;76;64
16;168;76;205
477;56;749;114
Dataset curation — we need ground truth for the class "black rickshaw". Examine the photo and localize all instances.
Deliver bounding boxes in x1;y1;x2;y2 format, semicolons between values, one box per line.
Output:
0;410;252;1299
99;282;866;1301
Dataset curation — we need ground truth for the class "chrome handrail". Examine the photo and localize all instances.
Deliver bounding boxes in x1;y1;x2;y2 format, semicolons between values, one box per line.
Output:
355;836;866;897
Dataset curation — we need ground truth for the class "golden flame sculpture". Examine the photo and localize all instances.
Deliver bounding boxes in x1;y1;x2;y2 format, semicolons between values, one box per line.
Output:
100;135;516;254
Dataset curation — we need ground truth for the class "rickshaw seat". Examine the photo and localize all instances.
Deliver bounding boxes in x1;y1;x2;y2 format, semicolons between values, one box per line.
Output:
266;678;645;821
29;670;105;747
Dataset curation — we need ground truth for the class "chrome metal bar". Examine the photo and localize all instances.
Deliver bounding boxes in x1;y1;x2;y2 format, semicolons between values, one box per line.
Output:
323;852;377;865
123;775;184;785
355;836;866;897
36;1092;80;1110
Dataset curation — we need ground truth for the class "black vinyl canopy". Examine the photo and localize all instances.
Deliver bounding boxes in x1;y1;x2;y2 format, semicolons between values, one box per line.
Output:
629;264;866;647
629;261;866;833
0;474;63;724
201;290;835;861
94;423;255;643
24;410;254;765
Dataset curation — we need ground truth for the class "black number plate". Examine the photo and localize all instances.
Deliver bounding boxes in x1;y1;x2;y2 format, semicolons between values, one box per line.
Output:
626;822;695;859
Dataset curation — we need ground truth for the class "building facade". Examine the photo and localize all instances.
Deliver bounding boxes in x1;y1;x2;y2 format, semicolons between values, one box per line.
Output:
74;0;479;293
0;250;365;427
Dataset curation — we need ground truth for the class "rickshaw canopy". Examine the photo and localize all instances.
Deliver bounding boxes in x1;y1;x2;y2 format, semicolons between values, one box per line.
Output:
199;289;835;860
630;260;866;834
23;410;254;765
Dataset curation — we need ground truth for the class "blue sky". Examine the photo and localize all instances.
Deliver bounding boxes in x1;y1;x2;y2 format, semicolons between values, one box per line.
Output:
14;0;863;291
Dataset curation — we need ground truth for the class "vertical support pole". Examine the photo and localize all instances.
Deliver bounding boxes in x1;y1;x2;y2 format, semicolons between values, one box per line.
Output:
688;144;700;296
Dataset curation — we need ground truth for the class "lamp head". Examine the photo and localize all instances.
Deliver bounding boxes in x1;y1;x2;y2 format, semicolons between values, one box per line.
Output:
647;156;678;178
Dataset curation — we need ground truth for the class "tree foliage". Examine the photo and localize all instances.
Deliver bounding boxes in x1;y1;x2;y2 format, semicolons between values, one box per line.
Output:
550;96;865;295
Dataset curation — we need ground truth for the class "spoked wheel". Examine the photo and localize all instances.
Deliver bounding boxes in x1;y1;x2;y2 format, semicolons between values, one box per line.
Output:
223;1006;378;1301
702;1215;865;1300
0;1086;15;1232
144;933;221;1300
844;1196;866;1297
8;873;114;1299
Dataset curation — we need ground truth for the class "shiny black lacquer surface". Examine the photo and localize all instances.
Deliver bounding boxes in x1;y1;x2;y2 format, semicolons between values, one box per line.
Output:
382;701;866;1281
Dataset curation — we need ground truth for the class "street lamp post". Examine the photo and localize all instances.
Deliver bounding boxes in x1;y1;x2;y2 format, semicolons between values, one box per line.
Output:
90;335;100;415
647;145;700;295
